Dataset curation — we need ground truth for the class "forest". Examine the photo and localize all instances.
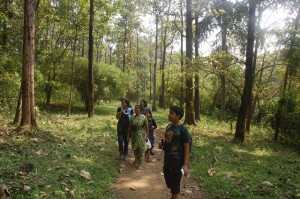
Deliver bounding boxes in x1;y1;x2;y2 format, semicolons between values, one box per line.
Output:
0;0;299;198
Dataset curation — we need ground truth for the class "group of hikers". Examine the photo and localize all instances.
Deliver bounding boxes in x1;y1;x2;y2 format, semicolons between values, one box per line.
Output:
116;99;191;199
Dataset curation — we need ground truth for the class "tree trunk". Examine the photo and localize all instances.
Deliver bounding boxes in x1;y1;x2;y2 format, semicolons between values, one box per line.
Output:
180;0;184;108
247;51;266;133
87;0;94;117
149;42;153;100
184;0;196;125
2;0;8;50
234;0;257;143
13;86;22;125
152;14;159;111
136;32;139;100
245;6;262;133
81;38;85;57
194;11;200;121
20;0;38;128
67;28;78;116
159;29;167;109
219;18;227;121
122;21;127;72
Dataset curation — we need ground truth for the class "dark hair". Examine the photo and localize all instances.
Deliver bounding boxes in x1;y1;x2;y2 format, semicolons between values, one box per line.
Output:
141;99;147;107
135;104;141;109
121;98;130;106
170;106;184;120
144;108;152;115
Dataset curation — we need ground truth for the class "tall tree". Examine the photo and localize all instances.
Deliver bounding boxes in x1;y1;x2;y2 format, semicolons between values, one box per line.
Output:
159;0;175;109
87;0;95;117
184;0;196;125
20;0;39;128
194;0;201;121
234;0;257;143
148;0;164;111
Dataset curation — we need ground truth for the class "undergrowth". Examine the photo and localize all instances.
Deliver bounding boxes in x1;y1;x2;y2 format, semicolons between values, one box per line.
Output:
0;102;119;199
190;117;300;199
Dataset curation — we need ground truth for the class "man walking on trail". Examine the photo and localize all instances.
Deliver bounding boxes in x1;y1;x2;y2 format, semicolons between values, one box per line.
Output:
159;106;190;199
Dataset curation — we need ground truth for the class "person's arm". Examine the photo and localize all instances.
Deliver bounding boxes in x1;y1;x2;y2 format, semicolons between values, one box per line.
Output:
152;119;157;129
181;125;190;176
127;117;133;141
116;107;121;119
127;124;131;141
144;117;149;141
182;142;190;175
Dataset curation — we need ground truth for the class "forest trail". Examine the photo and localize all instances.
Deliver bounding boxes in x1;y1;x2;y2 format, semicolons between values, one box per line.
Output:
113;128;207;199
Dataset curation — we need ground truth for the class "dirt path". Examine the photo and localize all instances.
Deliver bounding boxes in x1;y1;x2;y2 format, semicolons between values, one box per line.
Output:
113;128;207;199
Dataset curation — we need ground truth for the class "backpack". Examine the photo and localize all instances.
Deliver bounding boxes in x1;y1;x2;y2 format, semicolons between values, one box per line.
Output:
166;123;192;152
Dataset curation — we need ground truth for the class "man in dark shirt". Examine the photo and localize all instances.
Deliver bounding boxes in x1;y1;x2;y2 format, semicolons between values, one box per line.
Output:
159;106;190;199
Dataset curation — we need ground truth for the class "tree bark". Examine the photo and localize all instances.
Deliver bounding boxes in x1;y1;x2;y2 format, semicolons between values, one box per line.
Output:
2;0;8;50
219;16;227;121
67;27;78;117
234;0;257;143
194;10;200;121
20;0;38;128
149;42;153;100
87;0;94;117
246;6;262;133
184;0;196;125
152;14;159;111
13;86;22;125
180;0;184;108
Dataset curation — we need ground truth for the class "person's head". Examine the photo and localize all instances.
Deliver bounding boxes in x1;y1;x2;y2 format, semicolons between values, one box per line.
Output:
140;99;147;108
168;106;184;122
144;108;152;119
134;104;141;115
121;98;130;108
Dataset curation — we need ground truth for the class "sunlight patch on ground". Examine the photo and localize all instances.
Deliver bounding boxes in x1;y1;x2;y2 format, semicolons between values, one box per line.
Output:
250;149;272;157
117;175;151;189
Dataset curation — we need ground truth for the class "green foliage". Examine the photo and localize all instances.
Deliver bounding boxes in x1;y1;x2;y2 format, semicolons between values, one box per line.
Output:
0;53;21;112
74;60;133;106
277;96;300;148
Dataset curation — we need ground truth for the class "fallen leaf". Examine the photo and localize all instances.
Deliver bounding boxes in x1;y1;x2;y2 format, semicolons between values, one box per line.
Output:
35;149;48;156
208;168;216;176
79;170;91;180
225;172;232;179
262;181;273;187
0;185;10;199
9;152;17;158
69;190;75;197
30;138;38;142
185;189;192;194
23;185;31;192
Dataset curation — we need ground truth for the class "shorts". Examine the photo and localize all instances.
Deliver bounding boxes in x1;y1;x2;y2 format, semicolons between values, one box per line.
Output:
163;157;183;194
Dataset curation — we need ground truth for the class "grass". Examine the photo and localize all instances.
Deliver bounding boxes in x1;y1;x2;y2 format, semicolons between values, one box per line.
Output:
0;102;120;199
1;102;300;199
190;117;300;199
